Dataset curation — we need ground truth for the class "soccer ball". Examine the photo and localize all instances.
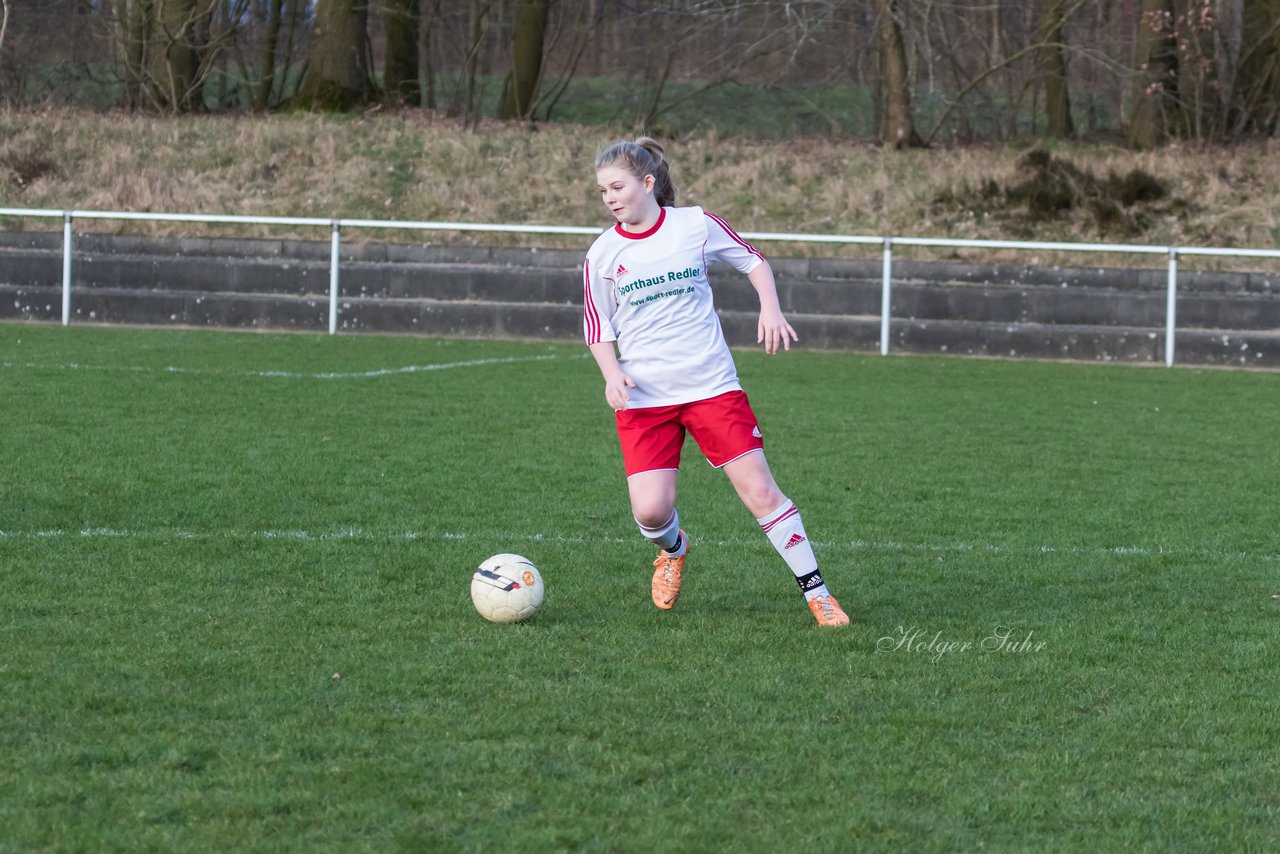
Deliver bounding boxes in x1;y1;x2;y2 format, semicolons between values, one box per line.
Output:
470;553;543;623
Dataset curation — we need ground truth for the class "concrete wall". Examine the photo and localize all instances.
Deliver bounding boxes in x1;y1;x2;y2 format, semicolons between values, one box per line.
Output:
1;230;1276;366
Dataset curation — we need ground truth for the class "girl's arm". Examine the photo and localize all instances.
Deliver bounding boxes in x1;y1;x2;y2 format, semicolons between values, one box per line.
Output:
588;341;636;410
748;260;799;354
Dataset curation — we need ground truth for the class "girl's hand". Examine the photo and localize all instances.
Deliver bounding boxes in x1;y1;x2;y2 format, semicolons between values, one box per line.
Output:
605;373;637;410
758;309;799;354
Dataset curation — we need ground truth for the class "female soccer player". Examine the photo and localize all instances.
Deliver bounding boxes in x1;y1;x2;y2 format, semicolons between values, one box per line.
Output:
582;137;849;627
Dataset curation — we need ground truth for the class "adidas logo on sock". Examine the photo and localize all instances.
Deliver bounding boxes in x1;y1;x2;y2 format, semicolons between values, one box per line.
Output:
796;569;825;591
784;533;806;550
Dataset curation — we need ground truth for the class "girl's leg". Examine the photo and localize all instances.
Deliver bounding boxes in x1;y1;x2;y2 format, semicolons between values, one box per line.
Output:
720;449;786;517
628;469;681;548
722;451;848;625
628;469;688;609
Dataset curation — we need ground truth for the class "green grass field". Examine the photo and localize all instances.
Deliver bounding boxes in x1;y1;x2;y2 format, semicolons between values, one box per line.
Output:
3;323;1278;851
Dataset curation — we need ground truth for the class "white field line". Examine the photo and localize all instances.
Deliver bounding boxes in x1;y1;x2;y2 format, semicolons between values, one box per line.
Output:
1;526;1275;563
0;354;564;379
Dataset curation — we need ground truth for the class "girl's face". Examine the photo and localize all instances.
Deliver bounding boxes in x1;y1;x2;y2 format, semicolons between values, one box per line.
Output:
597;165;657;228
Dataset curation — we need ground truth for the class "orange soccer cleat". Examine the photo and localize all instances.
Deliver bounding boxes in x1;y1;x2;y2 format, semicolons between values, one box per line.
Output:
651;532;689;610
808;595;850;627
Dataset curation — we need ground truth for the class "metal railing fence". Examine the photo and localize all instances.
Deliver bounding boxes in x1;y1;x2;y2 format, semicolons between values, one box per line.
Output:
3;206;1280;367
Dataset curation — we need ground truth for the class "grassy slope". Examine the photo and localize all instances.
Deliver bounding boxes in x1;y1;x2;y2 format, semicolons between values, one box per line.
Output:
1;109;1279;264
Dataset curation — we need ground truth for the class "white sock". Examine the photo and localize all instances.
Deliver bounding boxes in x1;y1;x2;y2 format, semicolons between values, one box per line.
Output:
636;509;685;556
757;498;829;601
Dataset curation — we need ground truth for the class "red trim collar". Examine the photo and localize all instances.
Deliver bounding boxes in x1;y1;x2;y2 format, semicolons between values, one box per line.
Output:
614;207;666;240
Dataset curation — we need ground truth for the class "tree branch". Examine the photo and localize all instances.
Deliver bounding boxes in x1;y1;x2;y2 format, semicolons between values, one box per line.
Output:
0;0;10;61
922;0;1093;145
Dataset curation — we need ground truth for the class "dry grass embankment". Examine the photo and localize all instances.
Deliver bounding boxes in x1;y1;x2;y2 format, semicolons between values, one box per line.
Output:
1;108;1278;268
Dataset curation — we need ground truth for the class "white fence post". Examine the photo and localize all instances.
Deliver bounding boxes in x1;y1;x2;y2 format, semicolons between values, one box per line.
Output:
1165;248;1178;367
329;220;341;335
880;237;893;356
61;212;72;326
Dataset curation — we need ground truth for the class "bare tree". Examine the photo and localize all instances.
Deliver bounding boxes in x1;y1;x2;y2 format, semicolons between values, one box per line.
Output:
877;0;921;148
296;0;375;110
2;0;1275;145
1231;0;1280;133
253;0;284;110
1037;0;1074;137
499;0;550;120
118;0;152;110
535;0;600;123
106;0;227;113
1128;0;1179;147
279;0;307;104
148;0;214;112
421;0;442;109
0;0;10;62
385;0;421;107
462;0;492;122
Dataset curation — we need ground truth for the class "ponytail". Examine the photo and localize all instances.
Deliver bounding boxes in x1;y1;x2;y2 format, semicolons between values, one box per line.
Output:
594;137;678;207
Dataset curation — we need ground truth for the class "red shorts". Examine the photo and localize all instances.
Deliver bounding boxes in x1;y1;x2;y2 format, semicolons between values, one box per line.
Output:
615;390;765;478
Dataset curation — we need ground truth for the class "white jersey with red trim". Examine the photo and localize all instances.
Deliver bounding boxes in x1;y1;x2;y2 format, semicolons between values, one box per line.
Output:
582;206;764;408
